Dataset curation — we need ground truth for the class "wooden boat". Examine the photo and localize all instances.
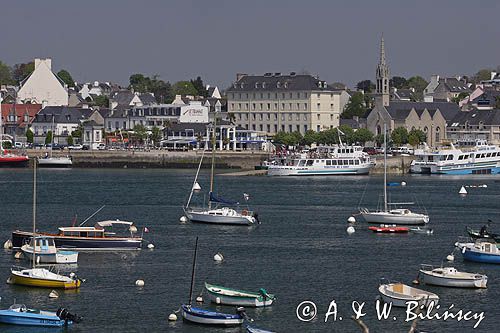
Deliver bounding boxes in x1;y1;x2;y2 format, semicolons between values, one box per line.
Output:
8;267;81;289
369;225;409;233
205;282;275;307
378;281;439;308
0;304;81;327
246;324;276;333
21;236;78;264
455;240;500;264
181;237;246;325
418;264;487;288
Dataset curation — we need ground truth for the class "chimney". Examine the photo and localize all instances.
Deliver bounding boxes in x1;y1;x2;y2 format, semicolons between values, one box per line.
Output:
491;71;498;80
236;73;247;81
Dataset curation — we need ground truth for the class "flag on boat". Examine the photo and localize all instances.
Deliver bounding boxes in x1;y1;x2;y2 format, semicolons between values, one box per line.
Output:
243;193;250;201
144;227;149;233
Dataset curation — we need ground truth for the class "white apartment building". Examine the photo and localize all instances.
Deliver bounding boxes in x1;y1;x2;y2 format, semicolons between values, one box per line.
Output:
226;72;348;134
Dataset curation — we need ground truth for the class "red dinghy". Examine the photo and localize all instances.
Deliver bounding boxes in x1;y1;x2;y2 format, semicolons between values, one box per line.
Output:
369;225;409;233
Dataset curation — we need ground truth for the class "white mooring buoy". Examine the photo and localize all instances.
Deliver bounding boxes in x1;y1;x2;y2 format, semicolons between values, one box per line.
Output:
446;254;455;262
135;279;145;287
179;216;188;223
216;297;221;304
347;216;356;223
346;226;355;235
4;239;12;249
196;296;203;303
213;252;224;262
459;186;467;195
401;181;407;186
147;243;155;249
168;313;177;321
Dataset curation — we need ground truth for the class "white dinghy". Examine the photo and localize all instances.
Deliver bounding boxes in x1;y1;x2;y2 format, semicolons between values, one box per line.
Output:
378;280;439;308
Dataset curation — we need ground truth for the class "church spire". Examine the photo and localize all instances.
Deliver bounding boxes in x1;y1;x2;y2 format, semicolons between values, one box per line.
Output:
376;34;390;106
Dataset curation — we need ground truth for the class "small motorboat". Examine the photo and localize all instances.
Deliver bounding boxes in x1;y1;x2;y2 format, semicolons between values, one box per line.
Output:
369;225;409;233
21;236;78;264
455;240;500;264
378;280;439;308
418;264;487;288
246;324;276;333
181;304;245;325
0;303;81;327
410;227;434;235
205;282;275;307
466;226;500;242
8;267;82;289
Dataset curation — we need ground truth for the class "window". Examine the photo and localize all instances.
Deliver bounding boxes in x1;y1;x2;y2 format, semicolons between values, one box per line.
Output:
252;103;256;110
259;114;263;120
304;103;308;110
252;114;256;120
297;103;300;110
260;103;263;110
288;114;292;121
259;124;263;131
267;114;270;120
274;125;278;132
326;160;331;166
274;113;278;120
252;124;256;130
317;103;321;110
274;103;278;110
296;125;300;132
289;103;292;110
317;125;320;132
267;124;270;132
281;125;285;131
330;103;334;110
267;103;271;110
282;93;285;99
289;125;293;132
317;93;320;98
304;114;307;121
304;125;308;132
281;114;285;121
330;115;334;121
304;93;308;98
296;114;300;121
317;114;320;120
289;93;293;98
238;103;241;110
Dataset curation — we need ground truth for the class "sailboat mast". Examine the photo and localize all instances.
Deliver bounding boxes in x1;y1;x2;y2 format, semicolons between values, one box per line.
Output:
188;236;199;305
0;92;4;155
32;159;37;268
383;123;388;212
209;112;217;209
50;114;55;158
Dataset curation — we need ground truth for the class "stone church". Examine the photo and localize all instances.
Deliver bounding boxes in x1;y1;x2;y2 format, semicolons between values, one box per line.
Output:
366;37;460;147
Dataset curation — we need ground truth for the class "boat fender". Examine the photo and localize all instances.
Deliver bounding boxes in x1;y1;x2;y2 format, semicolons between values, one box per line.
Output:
214;252;224;262
252;212;260;224
446;254;455;262
3;239;12;249
168;313;178;321
14;251;23;259
57;308;82;324
135;279;145;287
196;296;203;303
346;226;355;234
216;297;221;304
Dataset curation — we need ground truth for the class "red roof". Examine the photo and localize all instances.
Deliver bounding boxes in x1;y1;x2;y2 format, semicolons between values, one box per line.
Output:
1;104;42;128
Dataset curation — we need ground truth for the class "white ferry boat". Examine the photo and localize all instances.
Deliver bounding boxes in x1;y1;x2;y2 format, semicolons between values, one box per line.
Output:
410;140;500;175
267;145;374;176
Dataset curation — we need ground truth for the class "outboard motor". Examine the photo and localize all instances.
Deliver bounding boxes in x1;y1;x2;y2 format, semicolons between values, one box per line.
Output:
57;308;83;324
236;307;251;321
252;212;260;224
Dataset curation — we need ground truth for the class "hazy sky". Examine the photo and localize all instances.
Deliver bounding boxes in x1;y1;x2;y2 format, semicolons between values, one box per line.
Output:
1;0;499;89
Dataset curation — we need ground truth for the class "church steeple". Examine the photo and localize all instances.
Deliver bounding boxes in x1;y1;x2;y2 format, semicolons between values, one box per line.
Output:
376;35;390;106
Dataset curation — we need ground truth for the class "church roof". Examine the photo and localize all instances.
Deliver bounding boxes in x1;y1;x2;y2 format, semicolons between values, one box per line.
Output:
385;101;460;121
449;109;500;126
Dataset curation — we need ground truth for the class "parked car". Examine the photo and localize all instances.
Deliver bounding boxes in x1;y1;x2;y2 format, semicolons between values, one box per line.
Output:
68;144;83;150
46;143;65;150
363;147;377;155
33;143;44;149
392;146;414;155
82;144;90;150
97;143;106;150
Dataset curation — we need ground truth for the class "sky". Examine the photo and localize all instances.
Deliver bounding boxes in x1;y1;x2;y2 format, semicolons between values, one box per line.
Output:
1;0;499;89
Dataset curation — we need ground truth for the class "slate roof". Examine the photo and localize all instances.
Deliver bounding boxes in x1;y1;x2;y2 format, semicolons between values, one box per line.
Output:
449;109;500;126
438;78;470;93
385;101;460;121
164;122;207;133
391;88;414;100
226;73;330;92
33;106;93;124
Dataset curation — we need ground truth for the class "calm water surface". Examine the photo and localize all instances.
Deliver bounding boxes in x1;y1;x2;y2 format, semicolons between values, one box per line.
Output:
0;168;499;332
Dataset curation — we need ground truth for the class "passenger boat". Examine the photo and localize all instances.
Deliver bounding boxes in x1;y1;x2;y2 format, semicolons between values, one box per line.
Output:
267;145;374;176
0;303;81;327
12;220;143;251
360;124;429;225
418;264;487;288
455;240;500;264
205;282;275;307
369;225;409;233
410;139;500;174
184;143;258;226
181;237;246;326
378;280;439;308
21;236;78;264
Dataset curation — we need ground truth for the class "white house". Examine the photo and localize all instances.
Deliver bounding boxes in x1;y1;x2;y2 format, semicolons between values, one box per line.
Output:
17;58;69;106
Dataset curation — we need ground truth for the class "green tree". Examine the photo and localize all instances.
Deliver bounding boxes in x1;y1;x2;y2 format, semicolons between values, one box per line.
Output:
301;130;318;146
67;135;74;146
172;81;198;96
352;128;374;145
406;76;428;101
408;129;426;146
495;96;500;109
12;62;34;83
133;124;148;144
0;61;14;85
374;134;385;146
390;76;407;89
93;95;109;107
71;124;83;142
451;92;469;104
26;128;34;144
57;69;75;87
391;127;409;146
342;92;367;119
472;69;493;83
129;74;173;103
356;80;375;93
45;130;53;145
273;131;301;146
190;76;208;97
151;126;162;147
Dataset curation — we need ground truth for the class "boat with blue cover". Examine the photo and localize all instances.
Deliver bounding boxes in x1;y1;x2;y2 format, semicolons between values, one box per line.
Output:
0;303;81;327
455;240;500;264
246;324;276;333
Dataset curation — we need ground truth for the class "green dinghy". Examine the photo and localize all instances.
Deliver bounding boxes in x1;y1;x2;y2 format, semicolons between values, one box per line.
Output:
204;282;275;307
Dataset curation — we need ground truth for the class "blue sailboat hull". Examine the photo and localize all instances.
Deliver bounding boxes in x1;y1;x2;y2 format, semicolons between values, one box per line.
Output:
463;250;500;264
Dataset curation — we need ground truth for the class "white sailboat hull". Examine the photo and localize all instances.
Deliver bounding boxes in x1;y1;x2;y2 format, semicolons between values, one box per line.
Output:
38;157;72;167
379;283;439;308
185;209;255;225
419;270;487;288
360;211;429;225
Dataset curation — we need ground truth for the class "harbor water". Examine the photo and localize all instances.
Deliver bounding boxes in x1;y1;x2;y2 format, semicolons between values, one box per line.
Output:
0;168;499;332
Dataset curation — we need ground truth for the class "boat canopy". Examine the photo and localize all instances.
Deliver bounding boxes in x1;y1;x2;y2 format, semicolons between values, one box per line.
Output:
209;192;239;205
58;227;103;232
95;220;134;227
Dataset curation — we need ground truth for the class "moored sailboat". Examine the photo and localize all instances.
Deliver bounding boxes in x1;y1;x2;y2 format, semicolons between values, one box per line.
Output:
37;114;72;168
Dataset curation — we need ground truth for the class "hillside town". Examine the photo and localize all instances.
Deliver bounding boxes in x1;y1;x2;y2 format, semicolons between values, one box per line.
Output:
1;37;500;152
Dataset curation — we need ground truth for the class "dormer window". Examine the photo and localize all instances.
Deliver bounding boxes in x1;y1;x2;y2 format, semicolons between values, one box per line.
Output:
283;82;288;89
255;82;259;89
276;81;281;88
262;82;266;89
